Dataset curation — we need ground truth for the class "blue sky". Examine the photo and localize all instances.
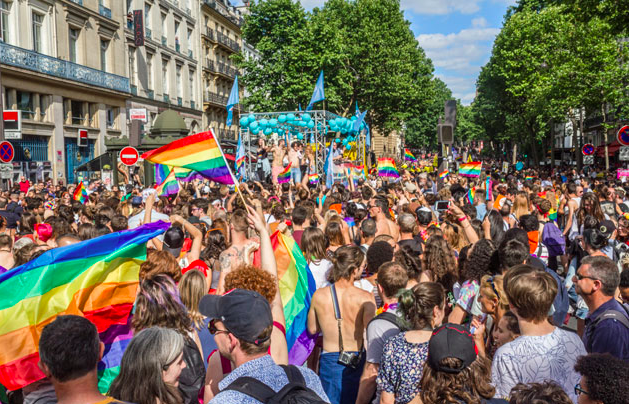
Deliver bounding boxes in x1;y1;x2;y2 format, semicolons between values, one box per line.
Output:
235;0;517;105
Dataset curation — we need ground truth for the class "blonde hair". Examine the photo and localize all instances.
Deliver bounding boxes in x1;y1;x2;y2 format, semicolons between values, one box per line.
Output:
178;270;207;329
511;192;530;220
480;274;509;311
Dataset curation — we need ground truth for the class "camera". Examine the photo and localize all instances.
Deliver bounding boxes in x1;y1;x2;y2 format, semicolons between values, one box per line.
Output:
338;350;363;368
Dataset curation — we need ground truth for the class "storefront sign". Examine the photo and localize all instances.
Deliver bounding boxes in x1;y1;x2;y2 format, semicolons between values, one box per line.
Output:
617;169;629;178
129;108;148;122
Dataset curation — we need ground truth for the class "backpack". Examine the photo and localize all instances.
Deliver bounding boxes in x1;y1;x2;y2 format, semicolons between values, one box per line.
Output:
541;222;565;257
368;311;403;330
586;304;629;352
224;364;327;404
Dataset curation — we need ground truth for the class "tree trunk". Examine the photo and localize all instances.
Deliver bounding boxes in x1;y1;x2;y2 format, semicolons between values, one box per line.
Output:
551;119;555;170
601;103;609;171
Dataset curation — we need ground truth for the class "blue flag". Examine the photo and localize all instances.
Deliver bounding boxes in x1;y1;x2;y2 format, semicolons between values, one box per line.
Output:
353;109;368;132
324;142;334;188
226;76;239;126
306;71;325;111
235;133;245;179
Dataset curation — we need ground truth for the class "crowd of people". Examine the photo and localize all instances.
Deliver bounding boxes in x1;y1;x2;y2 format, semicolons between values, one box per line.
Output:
1;151;629;404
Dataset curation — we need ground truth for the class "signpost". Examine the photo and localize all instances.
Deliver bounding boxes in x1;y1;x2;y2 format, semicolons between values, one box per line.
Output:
120;146;139;166
582;143;594;156
583;155;594;165
618;125;629;146
0;141;14;163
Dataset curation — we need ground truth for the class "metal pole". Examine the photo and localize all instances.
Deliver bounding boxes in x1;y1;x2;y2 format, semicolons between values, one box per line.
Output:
0;69;5;141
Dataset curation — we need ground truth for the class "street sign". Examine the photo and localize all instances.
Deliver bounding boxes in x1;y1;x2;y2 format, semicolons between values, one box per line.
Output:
0;141;14;163
502;162;509;173
620;146;629;161
618;125;629;146
129;108;147;122
0;163;12;179
582;143;595;156
120;146;139;166
77;129;88;147
584;155;594;165
3;110;21;139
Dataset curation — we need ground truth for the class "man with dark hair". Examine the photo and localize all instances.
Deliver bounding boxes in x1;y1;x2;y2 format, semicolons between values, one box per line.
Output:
575;256;629;360
291;205;310;248
356;262;408;404
201;289;328;403
191;198;211;227
360;218;377;252
368;196;399;240
573;353;629;404
110;215;128;232
474;188;487;221
620;268;629;304
0;196;19;235
38;315;124;404
508;381;572;404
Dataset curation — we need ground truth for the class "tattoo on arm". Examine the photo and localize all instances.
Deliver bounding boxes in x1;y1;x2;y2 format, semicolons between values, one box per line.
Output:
219;252;232;273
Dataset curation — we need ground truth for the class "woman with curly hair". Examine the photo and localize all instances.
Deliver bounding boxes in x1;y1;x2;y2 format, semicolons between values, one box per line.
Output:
449;239;497;325
508;381;572;404
419;324;506;404
200;229;227;292
442;222;468;255
421;236;459;298
393;245;422;288
376;282;446;404
139;249;182;282
577;193;605;229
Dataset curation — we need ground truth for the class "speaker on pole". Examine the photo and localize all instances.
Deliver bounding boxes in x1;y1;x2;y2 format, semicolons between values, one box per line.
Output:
444;100;457;126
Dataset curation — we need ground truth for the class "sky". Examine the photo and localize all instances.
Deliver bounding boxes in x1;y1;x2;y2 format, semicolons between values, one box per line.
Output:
233;0;517;105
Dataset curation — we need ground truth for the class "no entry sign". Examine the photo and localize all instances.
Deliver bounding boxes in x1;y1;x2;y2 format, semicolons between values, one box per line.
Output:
582;143;594;156
618;125;629;146
0;141;14;163
120;146;139;166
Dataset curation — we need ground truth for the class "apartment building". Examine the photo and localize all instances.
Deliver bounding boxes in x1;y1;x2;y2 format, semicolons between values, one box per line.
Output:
0;0;129;184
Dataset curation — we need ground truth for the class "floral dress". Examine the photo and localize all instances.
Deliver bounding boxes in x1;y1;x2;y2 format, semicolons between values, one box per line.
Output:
376;332;429;404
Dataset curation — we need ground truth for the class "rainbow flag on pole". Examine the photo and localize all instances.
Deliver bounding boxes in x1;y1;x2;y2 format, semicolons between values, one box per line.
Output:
404;148;416;162
308;173;319;185
141;130;234;184
467;187;476;205
439;170;449;180
278;163;292;184
458;162;482;178
154;164;179;196
0;221;170;392
377;158;399;178
73;181;88;204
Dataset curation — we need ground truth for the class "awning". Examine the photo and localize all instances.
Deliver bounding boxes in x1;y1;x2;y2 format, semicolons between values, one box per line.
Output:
75;153;113;172
596;140;622;157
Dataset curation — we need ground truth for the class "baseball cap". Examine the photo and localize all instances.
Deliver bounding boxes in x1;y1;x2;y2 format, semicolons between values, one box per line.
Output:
199;289;273;345
599;220;616;238
131;196;143;207
427;323;478;374
162;226;184;257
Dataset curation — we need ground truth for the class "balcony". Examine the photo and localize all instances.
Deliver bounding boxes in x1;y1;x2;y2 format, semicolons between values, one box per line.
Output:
127;19;133;29
215;128;237;140
147;89;154;99
203;0;242;28
164;94;170;103
0;42;130;93
177;97;182;106
175;43;181;53
99;4;112;19
216;31;240;52
145;28;152;39
69;0;83;5
203;90;228;106
162;36;167;46
191;100;195;109
203;27;215;40
131;84;137;95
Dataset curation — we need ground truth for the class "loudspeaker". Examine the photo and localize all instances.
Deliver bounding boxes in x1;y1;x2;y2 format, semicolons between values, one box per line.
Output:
438;124;454;144
444;100;457;126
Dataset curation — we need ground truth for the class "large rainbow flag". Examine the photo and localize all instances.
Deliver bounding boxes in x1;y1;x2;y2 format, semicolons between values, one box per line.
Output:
377;158;399;178
459;162;482;178
154;164;179;196
73;181;88;204
141;130;234;184
0;221;170;391
254;232;316;365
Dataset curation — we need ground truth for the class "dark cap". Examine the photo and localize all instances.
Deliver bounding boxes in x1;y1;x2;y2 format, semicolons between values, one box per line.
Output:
199;289;273;345
599;220;616;238
427;323;478;374
163;226;184;257
131;196;143;207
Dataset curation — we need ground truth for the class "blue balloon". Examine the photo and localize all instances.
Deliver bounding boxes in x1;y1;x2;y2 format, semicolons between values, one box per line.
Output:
269;119;278;127
297;133;304;140
252;126;261;134
248;114;256;124
260;118;269;127
341;128;347;134
340;118;348;126
346;144;352;150
278;114;287;123
239;117;249;127
250;121;259;130
335;138;341;143
307;121;315;129
302;113;312;122
350;116;357;121
287;113;295;121
329;119;337;126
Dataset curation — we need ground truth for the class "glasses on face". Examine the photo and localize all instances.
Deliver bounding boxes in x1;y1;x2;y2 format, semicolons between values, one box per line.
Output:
208;320;229;336
574;383;588;396
574;272;599;282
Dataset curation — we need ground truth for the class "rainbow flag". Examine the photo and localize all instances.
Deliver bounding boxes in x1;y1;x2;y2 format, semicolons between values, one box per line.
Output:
378;158;399;178
404;148;416;162
525;176;534;181
141;130;234;184
458;162;482;178
439;170;449;180
351;164;366;184
254;232;316;365
308;173;319;185
468;187;476;204
0;221;170;392
154;164;179;196
486;178;493;200
73;181;88;204
278;163;292;184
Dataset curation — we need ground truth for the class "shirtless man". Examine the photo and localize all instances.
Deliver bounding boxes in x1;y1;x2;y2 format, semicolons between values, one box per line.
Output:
217;208;259;294
288;141;302;184
368;196;399;241
307;245;375;404
271;139;287;185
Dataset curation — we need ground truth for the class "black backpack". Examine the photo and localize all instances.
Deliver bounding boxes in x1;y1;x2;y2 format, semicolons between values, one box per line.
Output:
368;311;403;330
224;364;327;404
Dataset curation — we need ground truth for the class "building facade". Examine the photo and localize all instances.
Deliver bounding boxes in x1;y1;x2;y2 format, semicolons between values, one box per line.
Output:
0;0;130;184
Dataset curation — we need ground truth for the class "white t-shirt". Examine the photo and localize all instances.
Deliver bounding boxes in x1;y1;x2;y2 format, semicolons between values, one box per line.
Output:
491;327;586;403
128;209;170;241
309;259;333;289
354;278;374;293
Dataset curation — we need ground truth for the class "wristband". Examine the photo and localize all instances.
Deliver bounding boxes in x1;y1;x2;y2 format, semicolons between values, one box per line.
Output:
458;216;467;222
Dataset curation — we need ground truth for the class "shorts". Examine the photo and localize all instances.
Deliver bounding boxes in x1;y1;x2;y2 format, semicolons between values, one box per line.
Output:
318;351;364;404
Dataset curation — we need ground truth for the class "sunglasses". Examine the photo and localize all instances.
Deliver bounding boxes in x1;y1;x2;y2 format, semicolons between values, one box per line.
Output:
208;319;229;336
574;272;599;282
574;382;588;396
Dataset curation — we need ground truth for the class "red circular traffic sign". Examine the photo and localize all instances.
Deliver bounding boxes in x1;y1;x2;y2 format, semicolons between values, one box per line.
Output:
618;125;629;146
0;141;14;163
119;146;139;166
582;143;595;156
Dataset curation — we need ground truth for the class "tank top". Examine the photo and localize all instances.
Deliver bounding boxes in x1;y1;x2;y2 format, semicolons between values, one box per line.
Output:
568;197;581;241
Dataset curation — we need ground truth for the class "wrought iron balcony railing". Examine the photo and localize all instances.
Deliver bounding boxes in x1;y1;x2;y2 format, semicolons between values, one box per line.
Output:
99;4;112;19
0;42;130;93
203;90;228;105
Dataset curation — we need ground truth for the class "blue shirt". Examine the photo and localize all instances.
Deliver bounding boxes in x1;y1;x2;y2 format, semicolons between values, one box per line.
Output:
475;204;488;221
209;355;330;404
583;298;629;361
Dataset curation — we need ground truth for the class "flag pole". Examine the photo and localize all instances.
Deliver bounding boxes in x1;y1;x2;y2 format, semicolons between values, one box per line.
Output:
211;128;248;207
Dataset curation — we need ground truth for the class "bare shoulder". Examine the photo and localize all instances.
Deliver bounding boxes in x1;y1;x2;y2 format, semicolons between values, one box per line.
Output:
352;285;375;301
312;286;329;303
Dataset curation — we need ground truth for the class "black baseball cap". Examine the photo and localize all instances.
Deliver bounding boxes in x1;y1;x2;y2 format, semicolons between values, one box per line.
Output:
163;226;184;257
427;323;478;374
199;289;273;345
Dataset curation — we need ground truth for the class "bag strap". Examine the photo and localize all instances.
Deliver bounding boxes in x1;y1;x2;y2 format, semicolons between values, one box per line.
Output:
330;284;344;351
280;364;306;386
368;311;400;329
593;308;629;330
224;376;277;403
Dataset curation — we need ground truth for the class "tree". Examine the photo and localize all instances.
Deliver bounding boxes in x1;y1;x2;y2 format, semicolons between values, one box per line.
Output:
404;78;451;150
456;103;484;142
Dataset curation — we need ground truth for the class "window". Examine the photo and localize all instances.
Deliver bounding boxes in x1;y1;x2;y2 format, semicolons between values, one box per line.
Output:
187;28;192;50
161;13;166;35
126;0;132;14
162;60;169;93
1;1;11;43
16;91;34;119
100;39;109;71
69;28;79;63
106;107;117;129
32;12;43;52
176;65;182;98
189;70;194;101
129;47;136;85
175;21;179;37
70;100;83;125
144;3;151;28
147;53;153;90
